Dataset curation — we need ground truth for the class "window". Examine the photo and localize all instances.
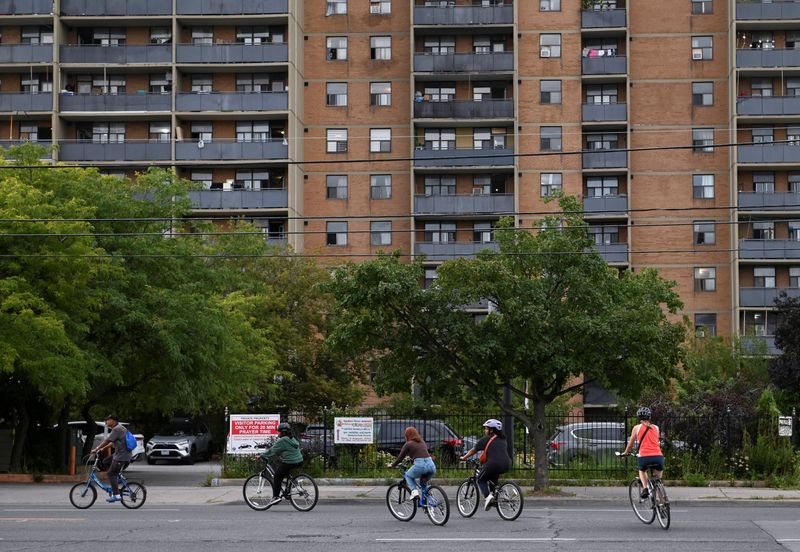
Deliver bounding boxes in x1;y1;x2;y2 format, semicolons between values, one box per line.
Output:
754;267;776;288
191;74;212;93
326;222;348;246
190;122;212;143
789;173;800;193
327;37;348;60
424;128;456;150
371;175;392;199
789;78;800;97
371;36;391;60
788;31;800;49
371;221;392;246
790;222;800;241
589;225;619;245
692;82;713;106
586;133;619;150
754;172;775;193
326;82;347;106
19;124;39;142
370;129;391;153
694;221;716;244
424;222;456;243
691;0;712;14
586;176;619;197
150;27;171;45
694;267;716;292
21;26;53;44
473;36;505;54
693;174;715;199
753;221;774;240
326;175;348;199
691;36;713;60
149;122;171;143
424;85;455;102
541;0;561;10
540;126;562;151
790;267;800;288
90;122;125;143
425;175;456;195
370;82;391;106
473;128;506;149
540;80;562;104
692;128;714;152
424;36;455;55
149;73;171;94
236;73;283;93
21;75;51;94
235;170;272;191
191;171;213;189
236;121;270;142
540;34;561;58
326;0;347;15
192;27;212;44
751;78;773;97
541;173;562;197
695;313;717;337
327;129;348;152
751;31;775;50
789;126;800;146
752;127;774;144
743;311;773;337
586;84;618;105
370;1;391;14
473;222;493;244
424;268;438;289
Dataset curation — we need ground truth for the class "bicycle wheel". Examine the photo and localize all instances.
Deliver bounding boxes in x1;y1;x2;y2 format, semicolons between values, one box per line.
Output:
653;480;671;530
628;478;655;524
288;474;319;512
495;482;524;521
456;480;479;518
386;483;416;522
120;482;147;509
424;485;450;526
243;473;274;511
69;482;97;509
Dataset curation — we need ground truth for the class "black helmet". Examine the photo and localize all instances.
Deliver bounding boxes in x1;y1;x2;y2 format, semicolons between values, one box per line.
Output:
636;407;652;421
277;422;292;434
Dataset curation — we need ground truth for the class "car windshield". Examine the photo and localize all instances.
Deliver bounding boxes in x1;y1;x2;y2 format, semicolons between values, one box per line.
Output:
157;422;193;436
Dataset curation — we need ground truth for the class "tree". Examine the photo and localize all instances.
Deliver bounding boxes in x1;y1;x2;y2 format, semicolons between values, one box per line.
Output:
768;292;800;405
324;195;686;488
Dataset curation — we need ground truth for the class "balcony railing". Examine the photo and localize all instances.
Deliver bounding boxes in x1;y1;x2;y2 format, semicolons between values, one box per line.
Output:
740;287;800;307
175;140;288;161
739;191;800;211
60;45;172;64
60;93;171;112
0;93;52;111
188;189;288;210
176;43;288;64
581;9;626;28
737;48;800;68
0;0;53;14
737;1;800;21
413;5;513;25
741;335;780;355
414;52;514;73
176;92;288;112
415;241;499;261
738;144;800;163
61;0;171;16
413;99;513;119
595;243;629;263
177;0;288;15
58;140;171;161
582;56;627;75
737;95;800;116
582;150;627;169
581;103;627;122
413;147;514;168
0;44;53;63
583;195;628;215
739;238;800;259
414;194;514;215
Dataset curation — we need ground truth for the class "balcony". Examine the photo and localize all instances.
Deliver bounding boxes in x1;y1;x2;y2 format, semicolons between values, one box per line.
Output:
737;96;800;116
61;0;171;16
60;93;171;112
739;238;800;259
414;194;514;215
739;191;800;211
413;5;513;25
177;0;288;15
0;45;53;63
581;9;626;28
737;48;800;68
414;52;514;73
176;92;288;112
595;243;629;263
581;103;627;122
415;241;499;261
0;0;53;14
582;150;627;169
737;1;800;21
60;45;171;64
413;99;513;119
741;335;780;355
413;148;514;168
582;56;627;75
738;144;800;164
0;93;52;111
583;195;628;215
175;140;288;161
740;287;800;307
188;189;288;210
177;43;288;64
58;141;171;162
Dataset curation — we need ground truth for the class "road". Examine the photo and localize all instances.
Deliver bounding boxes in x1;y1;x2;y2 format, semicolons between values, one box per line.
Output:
122;459;220;487
1;501;799;552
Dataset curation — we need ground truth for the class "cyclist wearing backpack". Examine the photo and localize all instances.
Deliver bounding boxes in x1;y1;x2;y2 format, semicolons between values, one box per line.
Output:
460;419;512;511
621;406;664;499
91;414;133;503
260;422;303;507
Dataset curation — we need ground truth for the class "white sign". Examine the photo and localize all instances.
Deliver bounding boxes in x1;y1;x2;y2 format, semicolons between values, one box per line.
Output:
779;416;793;437
228;414;280;454
334;417;374;444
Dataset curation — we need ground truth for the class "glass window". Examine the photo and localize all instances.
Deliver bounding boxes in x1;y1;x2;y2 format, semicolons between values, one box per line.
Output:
691;36;713;60
150;27;171;44
190;122;212;142
586;133;619;150
693;174;715;199
586;176;619;197
540;126;562;151
695;313;717;337
692;128;714;152
753;221;775;240
424;36;455;55
751;31;775;50
752;127;774;144
692;0;712;14
21;26;53;44
191;27;213;44
743;311;774;337
540;34;561;58
754;172;775;193
326;0;347;14
236;121;270;143
191;171;213;189
424;268;438;289
371;175;392;199
541;173;562;197
424;222;456;243
327;129;348;153
19;123;39;142
149;72;171;94
370;1;391;14
370;82;391;106
586;84;618;105
789;126;800;146
692;82;713;106
371;221;392;246
149;122;171;143
425;176;456;195
790;267;800;288
473;222;493;244
424;128;456;150
754;267;776;288
541;0;561;10
751;78;773;97
90;122;125;143
790;222;800;241
370;129;391;153
694;221;716;244
789;173;800;193
234;170;271;191
540;80;562;104
326;222;348;246
788;78;800;97
235;26;271;44
371;36;391;60
21;75;52;94
326;82;347;106
191;74;212;93
424;85;456;102
694;267;716;292
327;37;348;60
589;225;619;245
326;175;348;199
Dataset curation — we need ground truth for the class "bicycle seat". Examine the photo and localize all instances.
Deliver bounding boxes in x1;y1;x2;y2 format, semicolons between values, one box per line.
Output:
420;475;430;484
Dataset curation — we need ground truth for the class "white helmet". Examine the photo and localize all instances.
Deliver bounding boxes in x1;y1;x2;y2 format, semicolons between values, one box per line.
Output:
482;419;502;431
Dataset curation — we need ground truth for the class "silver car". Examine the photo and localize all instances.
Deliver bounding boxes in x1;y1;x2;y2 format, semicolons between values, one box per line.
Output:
546;422;626;467
146;418;212;465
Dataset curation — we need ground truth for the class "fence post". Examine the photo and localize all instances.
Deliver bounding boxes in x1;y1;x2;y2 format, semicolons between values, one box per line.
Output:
623;406;629;470
322;408;328;473
725;406;732;456
503;381;514;460
223;405;228;477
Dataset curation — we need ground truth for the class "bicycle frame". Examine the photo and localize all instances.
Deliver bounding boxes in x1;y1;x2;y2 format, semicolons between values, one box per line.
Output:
80;457;130;496
396;465;435;506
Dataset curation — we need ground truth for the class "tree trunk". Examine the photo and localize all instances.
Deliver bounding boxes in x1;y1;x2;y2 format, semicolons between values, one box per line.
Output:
9;401;30;472
81;406;97;460
58;407;69;474
532;398;549;490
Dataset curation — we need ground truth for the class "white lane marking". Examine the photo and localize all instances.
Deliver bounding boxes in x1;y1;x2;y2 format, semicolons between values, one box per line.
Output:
377;538;577;542
4;508;180;512
538;508;689;513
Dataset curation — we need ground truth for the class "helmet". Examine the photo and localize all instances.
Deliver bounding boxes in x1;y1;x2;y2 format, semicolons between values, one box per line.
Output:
482;419;502;431
277;422;292;434
636;407;652;421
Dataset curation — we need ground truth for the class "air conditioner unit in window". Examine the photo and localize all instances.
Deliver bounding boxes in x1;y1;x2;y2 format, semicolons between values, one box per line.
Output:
369;5;381;13
540;47;551;58
692;49;703;60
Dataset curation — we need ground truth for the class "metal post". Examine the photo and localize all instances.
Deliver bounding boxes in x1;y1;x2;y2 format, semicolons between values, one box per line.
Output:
503;381;514;461
322;409;328;472
223;406;228;476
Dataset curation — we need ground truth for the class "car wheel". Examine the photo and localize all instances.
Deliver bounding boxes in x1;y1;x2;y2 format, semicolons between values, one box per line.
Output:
132;453;142;463
184;447;196;465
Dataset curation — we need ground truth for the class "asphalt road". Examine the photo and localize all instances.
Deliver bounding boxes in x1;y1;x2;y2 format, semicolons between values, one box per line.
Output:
1;501;799;552
122;459;220;487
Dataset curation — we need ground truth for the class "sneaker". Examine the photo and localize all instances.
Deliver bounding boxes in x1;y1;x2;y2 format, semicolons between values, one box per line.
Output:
106;495;121;503
409;489;420;500
484;493;495;511
640;488;649;500
267;497;282;507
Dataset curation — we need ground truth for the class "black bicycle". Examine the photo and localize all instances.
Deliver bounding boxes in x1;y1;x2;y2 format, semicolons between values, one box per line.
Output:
242;460;318;512
617;452;670;530
455;458;523;521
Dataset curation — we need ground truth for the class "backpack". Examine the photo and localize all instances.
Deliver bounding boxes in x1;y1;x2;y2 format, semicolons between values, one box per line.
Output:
124;428;137;452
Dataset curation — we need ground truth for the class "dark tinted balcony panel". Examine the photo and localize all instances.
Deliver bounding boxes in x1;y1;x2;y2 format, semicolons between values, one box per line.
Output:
737;48;800;68
176;44;288;64
581;102;627;122
595;243;629;263
413;99;513;119
583;195;628;214
415;241;499;261
0;0;53;14
0;45;53;63
738;144;800;163
739;191;800;211
188;189;288;210
414;52;514;73
177;0;288;14
582;150;627;169
176;92;288;112
175;141;288;160
413;194;514;215
413;148;514;167
740;287;800;308
413;5;513;25
737;96;800;116
60;93;171;111
61;0;171;16
741;335;780;355
581;9;626;28
581;56;627;75
737;2;800;20
60;45;172;64
0;93;52;111
739;238;800;259
59;142;171;161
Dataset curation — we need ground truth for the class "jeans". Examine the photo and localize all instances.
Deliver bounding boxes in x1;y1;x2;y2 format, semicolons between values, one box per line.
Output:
404;457;436;492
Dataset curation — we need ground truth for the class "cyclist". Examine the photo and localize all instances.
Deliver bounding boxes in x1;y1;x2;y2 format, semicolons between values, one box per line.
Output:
621;406;664;499
260;422;303;507
387;426;436;500
460;419;512;510
90;414;131;503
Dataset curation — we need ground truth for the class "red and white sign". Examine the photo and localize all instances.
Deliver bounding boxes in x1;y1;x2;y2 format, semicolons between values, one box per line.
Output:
228;414;280;454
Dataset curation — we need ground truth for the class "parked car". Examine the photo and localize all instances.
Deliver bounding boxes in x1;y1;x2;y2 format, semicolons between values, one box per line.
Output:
546;422;626;467
66;421;145;462
146;418;212;465
298;424;335;459
373;419;465;464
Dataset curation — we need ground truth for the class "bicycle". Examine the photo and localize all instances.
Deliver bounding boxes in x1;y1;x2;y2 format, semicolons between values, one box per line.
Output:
616;452;670;530
455;458;523;521
386;463;450;526
69;454;147;509
242;459;318;512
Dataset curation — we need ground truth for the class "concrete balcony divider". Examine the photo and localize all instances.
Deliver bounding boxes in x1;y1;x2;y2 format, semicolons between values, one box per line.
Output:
413;147;514;167
177;43;288;64
60;45;172;64
581;9;626;28
740;287;800;308
583;195;628;214
739;238;800;259
175;140;288;161
414;194;514;215
177;0;288;14
60;93;171;112
413;99;513;119
594;243;629;263
581;102;627;122
61;0;171;15
188;189;288;210
0;93;52;111
582;150;627;169
413;5;513;25
738;191;800;211
414;52;514;73
737;95;800;116
415;241;499;261
58;141;171;161
582;56;626;75
0;44;53;63
737;1;800;20
737;144;800;163
0;0;53;14
737;48;800;68
176;92;288;112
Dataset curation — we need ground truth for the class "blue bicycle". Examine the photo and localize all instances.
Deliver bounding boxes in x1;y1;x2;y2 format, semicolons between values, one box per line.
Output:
386;463;450;526
69;454;147;509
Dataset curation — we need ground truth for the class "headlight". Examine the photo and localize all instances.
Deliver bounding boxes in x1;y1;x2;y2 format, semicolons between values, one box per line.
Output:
176;440;190;448
146;441;154;449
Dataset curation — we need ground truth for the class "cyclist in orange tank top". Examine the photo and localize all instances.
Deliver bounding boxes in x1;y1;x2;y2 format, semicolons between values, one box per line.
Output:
621;407;664;499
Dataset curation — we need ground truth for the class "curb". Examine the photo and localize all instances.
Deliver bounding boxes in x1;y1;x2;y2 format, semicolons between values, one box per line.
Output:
0;474;87;484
